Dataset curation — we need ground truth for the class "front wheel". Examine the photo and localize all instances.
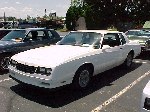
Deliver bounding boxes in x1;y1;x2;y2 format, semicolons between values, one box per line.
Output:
0;57;10;70
73;67;92;89
123;53;133;68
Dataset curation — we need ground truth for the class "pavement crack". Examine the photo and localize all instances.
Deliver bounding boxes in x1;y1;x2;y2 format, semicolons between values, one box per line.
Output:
7;94;16;112
0;85;17;112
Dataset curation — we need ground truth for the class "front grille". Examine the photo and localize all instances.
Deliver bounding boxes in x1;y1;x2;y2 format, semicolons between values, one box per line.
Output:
10;60;52;75
16;63;36;74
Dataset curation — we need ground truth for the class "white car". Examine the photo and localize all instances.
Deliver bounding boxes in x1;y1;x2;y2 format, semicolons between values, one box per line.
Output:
125;29;150;51
9;30;141;89
141;80;150;112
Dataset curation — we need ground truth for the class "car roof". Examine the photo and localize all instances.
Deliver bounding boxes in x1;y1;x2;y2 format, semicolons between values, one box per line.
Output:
74;30;119;35
26;28;45;30
0;28;14;31
9;28;53;32
127;29;150;31
126;29;150;33
127;29;141;31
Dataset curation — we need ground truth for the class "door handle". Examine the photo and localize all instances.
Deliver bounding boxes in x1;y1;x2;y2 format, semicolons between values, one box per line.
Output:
120;47;123;49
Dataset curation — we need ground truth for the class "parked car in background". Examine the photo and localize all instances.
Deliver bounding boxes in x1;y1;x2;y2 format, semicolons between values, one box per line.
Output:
125;29;150;51
18;22;38;29
0;23;4;28
0;29;13;39
0;28;61;70
1;21;18;29
141;80;150;112
9;30;141;90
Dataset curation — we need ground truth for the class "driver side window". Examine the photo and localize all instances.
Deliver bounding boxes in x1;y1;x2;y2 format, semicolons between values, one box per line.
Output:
24;31;46;42
103;33;121;47
23;32;32;42
24;31;38;42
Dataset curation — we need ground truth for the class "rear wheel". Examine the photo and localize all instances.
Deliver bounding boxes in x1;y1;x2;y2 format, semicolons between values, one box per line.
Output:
73;66;92;89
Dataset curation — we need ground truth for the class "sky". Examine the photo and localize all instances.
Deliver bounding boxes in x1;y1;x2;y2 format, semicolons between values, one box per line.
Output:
0;0;71;19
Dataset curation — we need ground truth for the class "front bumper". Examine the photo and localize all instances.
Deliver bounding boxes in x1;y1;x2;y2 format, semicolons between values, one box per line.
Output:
9;66;62;89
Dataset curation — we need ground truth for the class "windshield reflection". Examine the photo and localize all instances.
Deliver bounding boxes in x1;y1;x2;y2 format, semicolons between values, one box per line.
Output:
57;32;102;46
1;30;26;41
126;30;150;37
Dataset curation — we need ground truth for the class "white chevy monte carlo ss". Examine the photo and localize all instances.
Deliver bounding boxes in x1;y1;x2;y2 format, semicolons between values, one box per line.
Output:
9;30;141;89
141;80;150;112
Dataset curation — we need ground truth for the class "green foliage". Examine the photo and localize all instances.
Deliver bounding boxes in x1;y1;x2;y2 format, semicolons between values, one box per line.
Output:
66;6;78;30
7;16;16;21
83;0;150;30
66;0;93;30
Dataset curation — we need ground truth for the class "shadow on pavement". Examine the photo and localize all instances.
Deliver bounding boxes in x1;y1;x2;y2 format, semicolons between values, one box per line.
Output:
0;70;8;75
10;62;142;108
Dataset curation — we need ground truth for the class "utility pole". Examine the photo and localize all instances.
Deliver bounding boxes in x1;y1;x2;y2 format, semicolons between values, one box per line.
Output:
71;0;73;6
4;12;6;22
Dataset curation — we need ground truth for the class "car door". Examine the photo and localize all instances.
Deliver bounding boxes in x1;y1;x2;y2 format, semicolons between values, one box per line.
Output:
24;30;51;49
93;33;123;74
118;33;129;61
30;30;60;48
9;30;34;53
14;30;45;52
30;30;50;48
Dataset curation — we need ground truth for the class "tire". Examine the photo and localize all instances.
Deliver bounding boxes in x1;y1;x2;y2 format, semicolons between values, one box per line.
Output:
123;53;133;68
0;56;10;70
73;66;92;89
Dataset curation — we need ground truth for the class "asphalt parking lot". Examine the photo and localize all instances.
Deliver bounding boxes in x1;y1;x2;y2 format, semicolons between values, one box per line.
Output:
0;52;149;112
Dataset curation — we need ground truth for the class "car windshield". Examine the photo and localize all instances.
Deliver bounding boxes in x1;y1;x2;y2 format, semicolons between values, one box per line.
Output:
126;30;150;37
139;31;150;37
58;32;101;46
1;30;26;41
126;31;140;36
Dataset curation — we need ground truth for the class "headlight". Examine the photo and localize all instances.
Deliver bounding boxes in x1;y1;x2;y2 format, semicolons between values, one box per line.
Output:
36;67;52;76
144;97;150;110
46;68;52;74
10;59;17;67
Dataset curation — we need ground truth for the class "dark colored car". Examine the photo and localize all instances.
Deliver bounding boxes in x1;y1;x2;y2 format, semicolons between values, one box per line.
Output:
0;23;4;28
0;28;61;70
0;29;13;39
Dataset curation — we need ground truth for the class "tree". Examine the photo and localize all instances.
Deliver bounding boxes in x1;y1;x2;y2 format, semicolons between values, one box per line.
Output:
7;16;16;21
66;0;86;30
83;0;150;30
66;0;93;30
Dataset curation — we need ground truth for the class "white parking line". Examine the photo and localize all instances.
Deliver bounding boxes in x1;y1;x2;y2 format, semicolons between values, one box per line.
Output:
0;78;11;83
91;70;150;112
134;60;147;64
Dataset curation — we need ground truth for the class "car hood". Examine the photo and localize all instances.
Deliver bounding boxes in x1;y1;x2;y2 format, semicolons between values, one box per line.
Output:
0;40;18;47
11;45;94;68
143;80;150;96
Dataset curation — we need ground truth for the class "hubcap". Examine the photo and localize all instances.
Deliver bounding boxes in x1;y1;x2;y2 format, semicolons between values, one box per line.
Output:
79;70;90;88
1;57;10;69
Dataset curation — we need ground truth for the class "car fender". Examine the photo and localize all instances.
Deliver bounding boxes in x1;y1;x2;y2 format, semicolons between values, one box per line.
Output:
50;56;94;84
